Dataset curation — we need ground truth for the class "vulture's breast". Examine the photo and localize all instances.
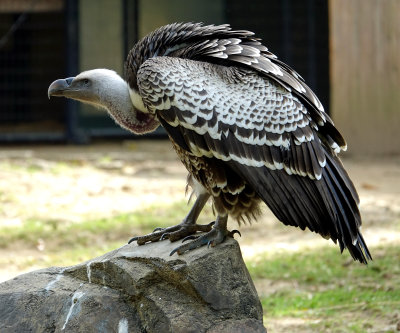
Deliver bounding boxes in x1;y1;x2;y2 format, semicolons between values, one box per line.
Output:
171;140;262;223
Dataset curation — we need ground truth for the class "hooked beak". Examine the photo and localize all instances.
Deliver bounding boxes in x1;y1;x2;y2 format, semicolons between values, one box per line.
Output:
47;77;75;99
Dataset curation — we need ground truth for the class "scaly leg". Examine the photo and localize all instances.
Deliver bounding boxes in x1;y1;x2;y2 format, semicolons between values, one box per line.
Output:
169;214;241;256
128;193;212;245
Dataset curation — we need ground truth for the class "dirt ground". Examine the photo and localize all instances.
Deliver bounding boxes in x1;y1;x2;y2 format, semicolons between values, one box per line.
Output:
0;140;400;330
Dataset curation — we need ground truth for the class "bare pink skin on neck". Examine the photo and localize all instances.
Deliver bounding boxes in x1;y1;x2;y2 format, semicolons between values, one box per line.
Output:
113;107;159;134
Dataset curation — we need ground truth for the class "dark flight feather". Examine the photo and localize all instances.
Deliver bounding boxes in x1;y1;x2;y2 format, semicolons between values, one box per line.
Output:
228;149;371;264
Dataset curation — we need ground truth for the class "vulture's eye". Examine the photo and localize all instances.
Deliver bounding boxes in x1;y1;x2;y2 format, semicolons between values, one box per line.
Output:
83;79;89;85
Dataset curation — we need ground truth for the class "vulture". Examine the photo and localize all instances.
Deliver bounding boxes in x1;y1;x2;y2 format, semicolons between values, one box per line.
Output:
48;22;371;263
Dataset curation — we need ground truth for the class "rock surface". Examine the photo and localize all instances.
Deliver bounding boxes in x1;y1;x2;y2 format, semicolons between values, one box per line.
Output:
0;238;266;332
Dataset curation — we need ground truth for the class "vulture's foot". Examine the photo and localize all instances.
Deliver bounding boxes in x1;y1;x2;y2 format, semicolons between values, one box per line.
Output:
128;192;211;245
170;215;240;256
128;221;214;245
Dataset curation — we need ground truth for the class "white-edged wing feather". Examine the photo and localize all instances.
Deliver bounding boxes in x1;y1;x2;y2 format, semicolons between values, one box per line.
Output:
137;56;326;179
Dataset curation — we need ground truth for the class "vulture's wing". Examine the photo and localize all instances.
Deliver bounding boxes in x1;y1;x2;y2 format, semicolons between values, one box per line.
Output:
126;22;345;154
136;56;371;264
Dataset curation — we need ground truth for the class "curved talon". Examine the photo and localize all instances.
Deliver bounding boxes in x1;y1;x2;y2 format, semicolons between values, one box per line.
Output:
230;230;241;238
160;233;170;241
128;236;138;244
207;240;212;248
182;235;198;243
170;247;180;256
153;227;164;232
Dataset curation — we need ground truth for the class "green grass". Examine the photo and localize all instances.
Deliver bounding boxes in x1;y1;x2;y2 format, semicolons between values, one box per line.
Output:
0;200;215;249
0;200;215;274
247;245;400;332
0;241;122;269
248;245;400;285
0;200;208;270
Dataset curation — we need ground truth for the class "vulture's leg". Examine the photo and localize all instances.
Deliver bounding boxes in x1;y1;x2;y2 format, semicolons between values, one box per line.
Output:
169;214;240;256
128;193;213;245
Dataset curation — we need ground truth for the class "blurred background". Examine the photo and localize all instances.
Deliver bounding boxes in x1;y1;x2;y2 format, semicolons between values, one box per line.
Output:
0;0;399;332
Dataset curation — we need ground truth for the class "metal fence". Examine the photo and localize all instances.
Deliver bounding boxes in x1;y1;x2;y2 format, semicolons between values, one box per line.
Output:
0;0;329;143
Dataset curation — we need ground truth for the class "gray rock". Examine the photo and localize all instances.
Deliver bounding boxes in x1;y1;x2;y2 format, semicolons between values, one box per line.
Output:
0;238;266;332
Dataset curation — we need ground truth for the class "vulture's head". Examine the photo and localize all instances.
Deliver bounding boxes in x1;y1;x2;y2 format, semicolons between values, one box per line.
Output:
48;69;158;134
48;69;129;108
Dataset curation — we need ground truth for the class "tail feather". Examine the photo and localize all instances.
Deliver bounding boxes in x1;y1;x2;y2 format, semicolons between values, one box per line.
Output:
324;153;371;263
228;147;372;264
